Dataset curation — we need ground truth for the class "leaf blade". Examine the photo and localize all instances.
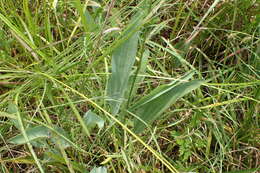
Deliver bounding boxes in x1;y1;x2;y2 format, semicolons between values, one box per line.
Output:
131;72;204;133
83;110;104;131
8;125;51;145
107;32;139;114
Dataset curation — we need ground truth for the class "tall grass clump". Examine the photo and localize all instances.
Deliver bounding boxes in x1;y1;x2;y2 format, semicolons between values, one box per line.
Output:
0;0;259;172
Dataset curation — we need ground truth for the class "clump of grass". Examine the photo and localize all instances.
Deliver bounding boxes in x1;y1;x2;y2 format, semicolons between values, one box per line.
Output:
0;0;259;172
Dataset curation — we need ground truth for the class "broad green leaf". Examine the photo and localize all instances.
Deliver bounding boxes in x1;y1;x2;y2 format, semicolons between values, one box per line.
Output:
107;32;139;114
8;126;51;145
51;127;71;149
83;110;104;131
8;125;71;149
90;166;107;173
106;1;150;114
7;103;48;147
130;71;204;133
131;71;195;110
30;140;49;148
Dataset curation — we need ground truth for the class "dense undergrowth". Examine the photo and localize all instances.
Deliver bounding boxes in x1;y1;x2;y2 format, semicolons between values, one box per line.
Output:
0;0;259;172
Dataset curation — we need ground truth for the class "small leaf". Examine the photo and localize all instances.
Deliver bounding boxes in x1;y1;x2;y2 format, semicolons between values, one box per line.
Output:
7;103;18;114
130;71;204;133
83;110;104;130
7;103;20;130
8;126;51;145
90;166;107;173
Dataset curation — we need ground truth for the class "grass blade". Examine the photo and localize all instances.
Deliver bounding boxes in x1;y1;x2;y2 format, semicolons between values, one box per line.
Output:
13;95;45;173
0;13;47;62
130;71;204;133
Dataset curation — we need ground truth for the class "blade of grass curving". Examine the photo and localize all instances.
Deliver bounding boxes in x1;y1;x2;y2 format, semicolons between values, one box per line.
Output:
130;71;204;133
61;89;91;138
40;100;75;173
188;0;221;41
13;94;45;173
148;40;197;72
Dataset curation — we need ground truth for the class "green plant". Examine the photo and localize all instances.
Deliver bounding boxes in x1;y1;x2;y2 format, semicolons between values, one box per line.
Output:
0;0;259;172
